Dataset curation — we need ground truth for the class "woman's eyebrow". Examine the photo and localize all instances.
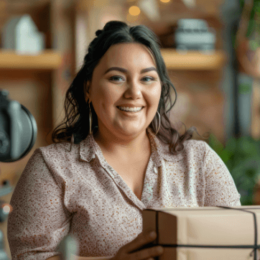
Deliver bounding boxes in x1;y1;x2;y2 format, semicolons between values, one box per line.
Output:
104;67;158;75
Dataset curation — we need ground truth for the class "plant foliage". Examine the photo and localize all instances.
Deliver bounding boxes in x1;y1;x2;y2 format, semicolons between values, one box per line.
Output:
208;134;260;205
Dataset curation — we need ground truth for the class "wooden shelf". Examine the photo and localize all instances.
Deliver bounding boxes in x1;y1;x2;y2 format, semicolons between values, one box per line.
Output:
0;49;226;70
161;49;227;70
0;50;62;70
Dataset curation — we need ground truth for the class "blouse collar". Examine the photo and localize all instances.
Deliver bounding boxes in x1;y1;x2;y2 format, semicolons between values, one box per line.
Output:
77;127;184;165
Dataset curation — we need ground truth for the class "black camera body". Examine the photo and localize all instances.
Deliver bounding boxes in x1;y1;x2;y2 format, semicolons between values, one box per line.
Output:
0;89;37;163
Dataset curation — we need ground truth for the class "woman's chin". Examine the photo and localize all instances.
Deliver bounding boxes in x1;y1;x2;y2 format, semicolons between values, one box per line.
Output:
116;126;146;136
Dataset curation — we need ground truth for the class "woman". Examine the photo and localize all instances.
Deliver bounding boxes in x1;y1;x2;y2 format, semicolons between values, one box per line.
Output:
7;20;241;260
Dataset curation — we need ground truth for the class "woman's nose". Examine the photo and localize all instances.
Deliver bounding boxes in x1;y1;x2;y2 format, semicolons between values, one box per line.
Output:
123;81;142;99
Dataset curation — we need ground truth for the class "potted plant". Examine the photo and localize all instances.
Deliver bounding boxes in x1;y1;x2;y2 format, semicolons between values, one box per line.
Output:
208;134;260;205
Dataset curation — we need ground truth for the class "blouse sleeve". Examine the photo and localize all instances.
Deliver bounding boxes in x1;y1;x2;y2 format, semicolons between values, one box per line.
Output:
202;142;241;207
7;148;72;260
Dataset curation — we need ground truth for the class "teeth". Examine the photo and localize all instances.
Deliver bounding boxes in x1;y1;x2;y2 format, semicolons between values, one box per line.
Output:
118;106;143;112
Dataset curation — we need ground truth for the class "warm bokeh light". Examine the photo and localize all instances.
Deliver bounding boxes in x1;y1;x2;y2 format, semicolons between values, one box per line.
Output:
160;0;171;3
128;5;141;16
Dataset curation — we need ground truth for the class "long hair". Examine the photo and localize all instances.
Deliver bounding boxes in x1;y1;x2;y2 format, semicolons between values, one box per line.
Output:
51;20;208;155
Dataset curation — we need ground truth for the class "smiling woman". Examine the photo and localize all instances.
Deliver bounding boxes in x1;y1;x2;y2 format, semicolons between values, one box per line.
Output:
51;21;199;150
7;20;241;260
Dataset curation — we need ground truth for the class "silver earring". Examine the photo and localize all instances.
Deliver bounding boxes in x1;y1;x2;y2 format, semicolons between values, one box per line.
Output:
155;111;161;135
89;102;93;135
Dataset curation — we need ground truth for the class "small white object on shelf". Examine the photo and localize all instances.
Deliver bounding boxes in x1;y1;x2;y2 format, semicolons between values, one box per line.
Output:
2;14;45;55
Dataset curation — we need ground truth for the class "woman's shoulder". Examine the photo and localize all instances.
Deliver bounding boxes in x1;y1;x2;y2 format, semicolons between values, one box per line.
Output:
39;140;72;153
183;139;208;152
171;139;211;167
32;141;73;162
183;139;224;166
180;139;209;160
156;137;208;163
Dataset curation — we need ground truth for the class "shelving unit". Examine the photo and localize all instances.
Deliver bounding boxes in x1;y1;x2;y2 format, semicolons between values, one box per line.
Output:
0;49;226;71
0;50;62;69
160;49;227;70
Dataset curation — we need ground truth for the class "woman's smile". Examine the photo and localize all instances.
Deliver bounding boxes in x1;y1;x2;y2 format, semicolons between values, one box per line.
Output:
117;106;145;116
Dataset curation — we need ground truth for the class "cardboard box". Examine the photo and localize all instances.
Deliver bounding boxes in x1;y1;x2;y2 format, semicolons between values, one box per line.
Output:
141;206;260;260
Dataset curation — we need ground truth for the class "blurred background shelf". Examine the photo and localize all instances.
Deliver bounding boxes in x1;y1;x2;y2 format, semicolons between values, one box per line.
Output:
0;50;62;69
0;48;226;70
160;49;227;70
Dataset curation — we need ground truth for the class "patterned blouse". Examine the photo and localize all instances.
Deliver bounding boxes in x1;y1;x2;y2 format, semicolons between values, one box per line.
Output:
7;127;241;260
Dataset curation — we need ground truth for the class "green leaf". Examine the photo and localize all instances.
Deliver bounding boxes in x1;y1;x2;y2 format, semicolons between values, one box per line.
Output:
219;149;233;164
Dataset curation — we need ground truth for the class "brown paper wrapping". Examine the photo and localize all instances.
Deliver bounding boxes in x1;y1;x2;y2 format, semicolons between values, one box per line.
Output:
141;206;260;260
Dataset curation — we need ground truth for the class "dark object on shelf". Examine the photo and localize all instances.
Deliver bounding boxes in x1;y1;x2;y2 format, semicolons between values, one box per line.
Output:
175;19;216;53
157;25;176;48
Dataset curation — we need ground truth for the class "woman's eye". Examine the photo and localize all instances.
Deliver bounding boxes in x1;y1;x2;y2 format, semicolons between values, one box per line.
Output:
110;76;124;81
109;76;155;82
142;77;155;82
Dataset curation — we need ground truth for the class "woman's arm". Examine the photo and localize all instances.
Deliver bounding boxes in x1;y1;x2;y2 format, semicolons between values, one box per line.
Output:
7;149;72;259
203;142;241;206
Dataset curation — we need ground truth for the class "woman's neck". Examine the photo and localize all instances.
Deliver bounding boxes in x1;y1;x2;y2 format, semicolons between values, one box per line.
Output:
93;128;151;160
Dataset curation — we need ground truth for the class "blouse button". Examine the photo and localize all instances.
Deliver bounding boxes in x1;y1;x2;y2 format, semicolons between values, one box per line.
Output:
154;167;158;173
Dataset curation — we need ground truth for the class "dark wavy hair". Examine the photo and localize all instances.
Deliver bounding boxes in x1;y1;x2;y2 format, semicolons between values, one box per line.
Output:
51;20;208;154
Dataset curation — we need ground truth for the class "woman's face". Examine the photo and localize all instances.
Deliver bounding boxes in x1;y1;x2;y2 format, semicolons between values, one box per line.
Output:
85;43;162;139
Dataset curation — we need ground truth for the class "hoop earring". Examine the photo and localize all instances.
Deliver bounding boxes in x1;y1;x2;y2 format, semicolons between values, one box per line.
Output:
89;102;93;135
155;111;161;135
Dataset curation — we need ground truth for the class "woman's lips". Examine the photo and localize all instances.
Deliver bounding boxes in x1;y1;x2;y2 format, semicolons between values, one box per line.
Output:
117;106;144;114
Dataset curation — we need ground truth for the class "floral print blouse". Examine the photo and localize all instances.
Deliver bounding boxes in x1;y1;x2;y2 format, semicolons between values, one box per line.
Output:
7;127;241;260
